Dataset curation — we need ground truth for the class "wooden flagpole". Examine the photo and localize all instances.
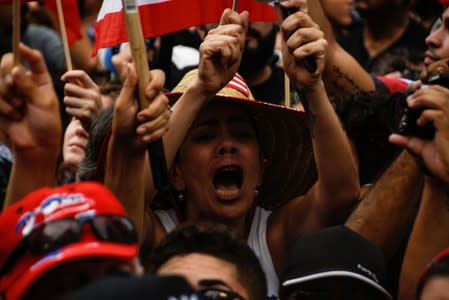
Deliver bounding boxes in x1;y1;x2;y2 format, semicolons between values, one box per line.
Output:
12;0;21;66
56;0;73;70
284;72;290;108
121;0;170;192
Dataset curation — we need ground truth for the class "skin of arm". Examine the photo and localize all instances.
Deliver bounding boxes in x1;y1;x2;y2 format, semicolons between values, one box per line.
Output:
387;79;449;299
69;32;99;73
267;8;360;272
104;65;170;242
345;151;423;260
398;177;449;300
0;44;62;208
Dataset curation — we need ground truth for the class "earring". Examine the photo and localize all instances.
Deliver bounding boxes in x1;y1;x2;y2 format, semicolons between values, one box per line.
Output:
178;191;185;203
254;188;259;198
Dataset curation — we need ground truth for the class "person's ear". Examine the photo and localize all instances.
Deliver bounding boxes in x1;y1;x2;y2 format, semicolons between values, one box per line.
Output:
169;164;186;191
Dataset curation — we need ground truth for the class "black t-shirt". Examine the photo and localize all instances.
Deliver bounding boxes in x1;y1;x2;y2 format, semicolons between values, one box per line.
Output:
338;19;428;77
250;64;285;105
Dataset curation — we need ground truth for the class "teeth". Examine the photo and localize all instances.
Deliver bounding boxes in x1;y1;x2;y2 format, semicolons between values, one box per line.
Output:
216;188;240;200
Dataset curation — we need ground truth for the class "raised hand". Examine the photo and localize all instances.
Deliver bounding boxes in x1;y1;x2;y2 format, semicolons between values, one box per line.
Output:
279;1;327;89
0;43;61;156
0;44;62;207
193;8;249;98
112;64;170;152
61;70;102;131
389;86;449;183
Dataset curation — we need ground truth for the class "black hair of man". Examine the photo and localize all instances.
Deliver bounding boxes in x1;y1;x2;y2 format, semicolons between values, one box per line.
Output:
416;255;449;299
148;223;267;300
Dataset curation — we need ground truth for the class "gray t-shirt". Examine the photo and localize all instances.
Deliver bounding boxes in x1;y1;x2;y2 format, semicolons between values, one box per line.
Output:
22;24;68;126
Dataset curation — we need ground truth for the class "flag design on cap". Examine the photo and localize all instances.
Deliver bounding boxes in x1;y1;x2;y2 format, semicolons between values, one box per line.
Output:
226;74;250;97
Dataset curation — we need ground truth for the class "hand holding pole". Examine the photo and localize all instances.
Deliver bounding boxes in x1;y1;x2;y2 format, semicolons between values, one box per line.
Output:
122;0;170;192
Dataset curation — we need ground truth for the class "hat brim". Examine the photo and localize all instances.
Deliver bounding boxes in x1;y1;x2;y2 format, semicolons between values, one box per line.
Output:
6;241;137;300
155;92;317;210
281;270;392;300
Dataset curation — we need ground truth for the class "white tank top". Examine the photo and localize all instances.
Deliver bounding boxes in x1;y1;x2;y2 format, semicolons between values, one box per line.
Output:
154;207;279;299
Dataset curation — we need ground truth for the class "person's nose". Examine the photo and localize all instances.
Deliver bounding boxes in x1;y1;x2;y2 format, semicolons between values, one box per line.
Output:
217;130;238;156
74;120;89;139
426;26;443;51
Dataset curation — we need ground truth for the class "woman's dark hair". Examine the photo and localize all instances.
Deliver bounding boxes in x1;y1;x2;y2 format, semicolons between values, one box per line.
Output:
79;105;114;181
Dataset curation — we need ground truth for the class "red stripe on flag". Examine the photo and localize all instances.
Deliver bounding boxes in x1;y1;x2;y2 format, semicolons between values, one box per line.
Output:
227;74;250;97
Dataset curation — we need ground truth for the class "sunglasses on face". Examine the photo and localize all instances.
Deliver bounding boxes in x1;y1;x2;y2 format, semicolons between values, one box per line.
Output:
0;215;137;276
198;288;246;300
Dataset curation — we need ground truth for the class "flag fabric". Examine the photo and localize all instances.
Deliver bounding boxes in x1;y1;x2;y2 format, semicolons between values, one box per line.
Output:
0;0;82;46
0;0;33;3
94;0;276;54
44;0;82;46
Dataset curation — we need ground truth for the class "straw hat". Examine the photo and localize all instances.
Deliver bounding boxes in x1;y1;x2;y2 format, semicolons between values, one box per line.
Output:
153;69;317;210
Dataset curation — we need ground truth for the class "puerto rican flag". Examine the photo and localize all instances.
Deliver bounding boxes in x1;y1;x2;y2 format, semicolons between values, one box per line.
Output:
94;0;276;54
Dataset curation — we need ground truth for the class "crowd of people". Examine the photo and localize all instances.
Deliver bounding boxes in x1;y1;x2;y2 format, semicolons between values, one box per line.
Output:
0;0;449;299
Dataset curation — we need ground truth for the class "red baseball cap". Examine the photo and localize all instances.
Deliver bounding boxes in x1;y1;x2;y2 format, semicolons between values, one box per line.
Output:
0;182;138;300
440;0;449;7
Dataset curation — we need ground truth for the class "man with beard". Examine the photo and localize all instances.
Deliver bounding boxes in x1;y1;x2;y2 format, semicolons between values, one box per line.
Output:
238;22;286;105
338;0;429;78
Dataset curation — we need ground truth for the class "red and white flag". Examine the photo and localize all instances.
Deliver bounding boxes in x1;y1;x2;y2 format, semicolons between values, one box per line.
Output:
94;0;276;54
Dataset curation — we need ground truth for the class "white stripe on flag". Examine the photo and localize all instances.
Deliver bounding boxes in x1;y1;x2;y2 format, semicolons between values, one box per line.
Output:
98;0;171;20
228;79;249;95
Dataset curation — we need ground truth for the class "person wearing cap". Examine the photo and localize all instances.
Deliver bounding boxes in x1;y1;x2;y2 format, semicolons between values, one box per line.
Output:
105;7;359;299
416;247;449;300
0;182;143;300
0;42;171;299
149;223;267;300
279;225;392;300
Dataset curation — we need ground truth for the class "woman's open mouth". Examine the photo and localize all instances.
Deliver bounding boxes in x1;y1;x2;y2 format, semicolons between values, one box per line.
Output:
213;166;243;201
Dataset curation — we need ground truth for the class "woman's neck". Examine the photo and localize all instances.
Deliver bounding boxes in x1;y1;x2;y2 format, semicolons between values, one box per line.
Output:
185;206;249;238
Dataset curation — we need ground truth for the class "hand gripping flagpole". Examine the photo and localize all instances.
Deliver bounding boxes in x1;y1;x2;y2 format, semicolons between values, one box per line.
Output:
121;0;170;192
